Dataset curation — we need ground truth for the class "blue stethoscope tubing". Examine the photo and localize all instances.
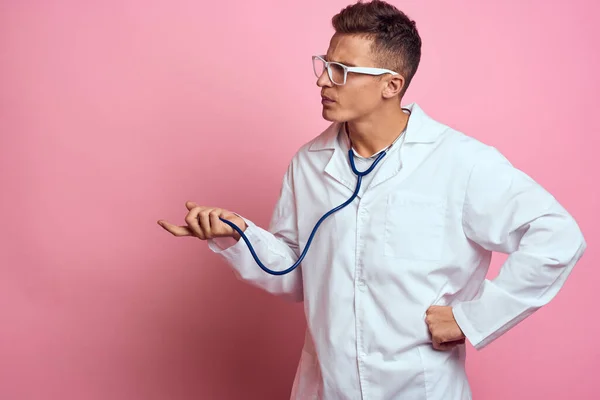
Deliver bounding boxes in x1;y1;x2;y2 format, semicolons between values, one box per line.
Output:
219;148;386;275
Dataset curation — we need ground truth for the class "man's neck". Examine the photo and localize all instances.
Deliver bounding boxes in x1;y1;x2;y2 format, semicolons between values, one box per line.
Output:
346;105;410;158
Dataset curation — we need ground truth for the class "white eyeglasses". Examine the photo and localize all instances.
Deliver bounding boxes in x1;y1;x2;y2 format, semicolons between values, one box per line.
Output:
312;55;399;85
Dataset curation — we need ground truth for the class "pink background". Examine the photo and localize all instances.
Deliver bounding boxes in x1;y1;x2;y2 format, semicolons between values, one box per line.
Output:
1;0;598;399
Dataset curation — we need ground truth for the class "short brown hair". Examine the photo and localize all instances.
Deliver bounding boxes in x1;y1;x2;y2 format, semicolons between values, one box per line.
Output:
332;0;422;96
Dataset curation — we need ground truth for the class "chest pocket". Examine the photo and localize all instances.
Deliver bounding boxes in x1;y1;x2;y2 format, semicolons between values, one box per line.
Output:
384;192;447;261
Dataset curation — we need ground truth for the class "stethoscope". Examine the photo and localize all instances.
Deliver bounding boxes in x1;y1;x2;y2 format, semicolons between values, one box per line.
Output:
219;113;409;276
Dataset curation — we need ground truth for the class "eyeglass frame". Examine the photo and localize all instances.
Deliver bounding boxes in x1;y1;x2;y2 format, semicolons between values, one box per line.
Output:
312;55;400;85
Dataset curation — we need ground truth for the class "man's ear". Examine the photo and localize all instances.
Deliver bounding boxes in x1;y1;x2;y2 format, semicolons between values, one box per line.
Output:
382;75;405;99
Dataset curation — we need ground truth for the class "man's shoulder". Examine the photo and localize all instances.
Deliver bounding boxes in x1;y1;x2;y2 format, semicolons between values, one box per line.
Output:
405;103;502;164
438;123;509;168
443;127;493;155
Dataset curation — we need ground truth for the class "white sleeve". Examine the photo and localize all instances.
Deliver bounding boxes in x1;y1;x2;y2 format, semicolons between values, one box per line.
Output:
451;147;587;350
207;168;303;302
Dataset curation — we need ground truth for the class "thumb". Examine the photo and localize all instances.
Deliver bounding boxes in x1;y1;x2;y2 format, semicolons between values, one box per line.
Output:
220;210;244;223
220;211;246;231
219;210;236;220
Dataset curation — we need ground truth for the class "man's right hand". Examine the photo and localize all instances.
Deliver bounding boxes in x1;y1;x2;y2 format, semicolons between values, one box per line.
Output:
158;201;247;241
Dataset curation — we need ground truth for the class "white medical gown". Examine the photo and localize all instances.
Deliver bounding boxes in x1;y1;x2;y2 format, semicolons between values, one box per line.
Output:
208;103;586;400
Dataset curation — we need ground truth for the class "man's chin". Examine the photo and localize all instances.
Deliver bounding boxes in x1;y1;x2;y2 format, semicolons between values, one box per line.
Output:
322;109;344;123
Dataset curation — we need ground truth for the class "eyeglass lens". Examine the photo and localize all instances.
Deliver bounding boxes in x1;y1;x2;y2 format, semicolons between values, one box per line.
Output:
313;58;346;85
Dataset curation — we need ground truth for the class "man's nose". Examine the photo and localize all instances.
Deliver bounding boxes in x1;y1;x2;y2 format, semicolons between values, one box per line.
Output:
316;70;333;87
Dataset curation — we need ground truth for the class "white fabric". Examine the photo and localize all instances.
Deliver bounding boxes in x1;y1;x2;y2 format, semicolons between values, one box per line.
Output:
208;103;586;400
341;110;407;198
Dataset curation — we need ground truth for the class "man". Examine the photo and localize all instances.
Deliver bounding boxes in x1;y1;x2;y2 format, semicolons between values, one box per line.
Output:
158;0;587;398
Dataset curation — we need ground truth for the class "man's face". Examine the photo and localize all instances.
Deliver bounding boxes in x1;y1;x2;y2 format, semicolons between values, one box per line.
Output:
317;33;392;123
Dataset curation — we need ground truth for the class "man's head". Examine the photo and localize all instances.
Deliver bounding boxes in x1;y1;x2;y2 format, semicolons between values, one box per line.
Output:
315;0;421;122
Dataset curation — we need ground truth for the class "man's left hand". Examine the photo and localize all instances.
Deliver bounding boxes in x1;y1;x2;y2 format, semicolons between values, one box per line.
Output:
425;305;466;351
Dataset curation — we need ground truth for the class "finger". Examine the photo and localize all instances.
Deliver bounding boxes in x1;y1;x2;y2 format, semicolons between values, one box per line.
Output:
434;343;452;351
186;201;200;211
437;338;465;351
185;208;205;239
198;209;212;239
436;341;462;351
432;338;455;351
219;210;233;221
209;210;230;236
426;305;441;314
158;220;193;237
443;338;465;345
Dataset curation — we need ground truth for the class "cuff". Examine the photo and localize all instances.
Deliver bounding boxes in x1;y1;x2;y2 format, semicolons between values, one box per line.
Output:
452;305;485;350
208;236;239;252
